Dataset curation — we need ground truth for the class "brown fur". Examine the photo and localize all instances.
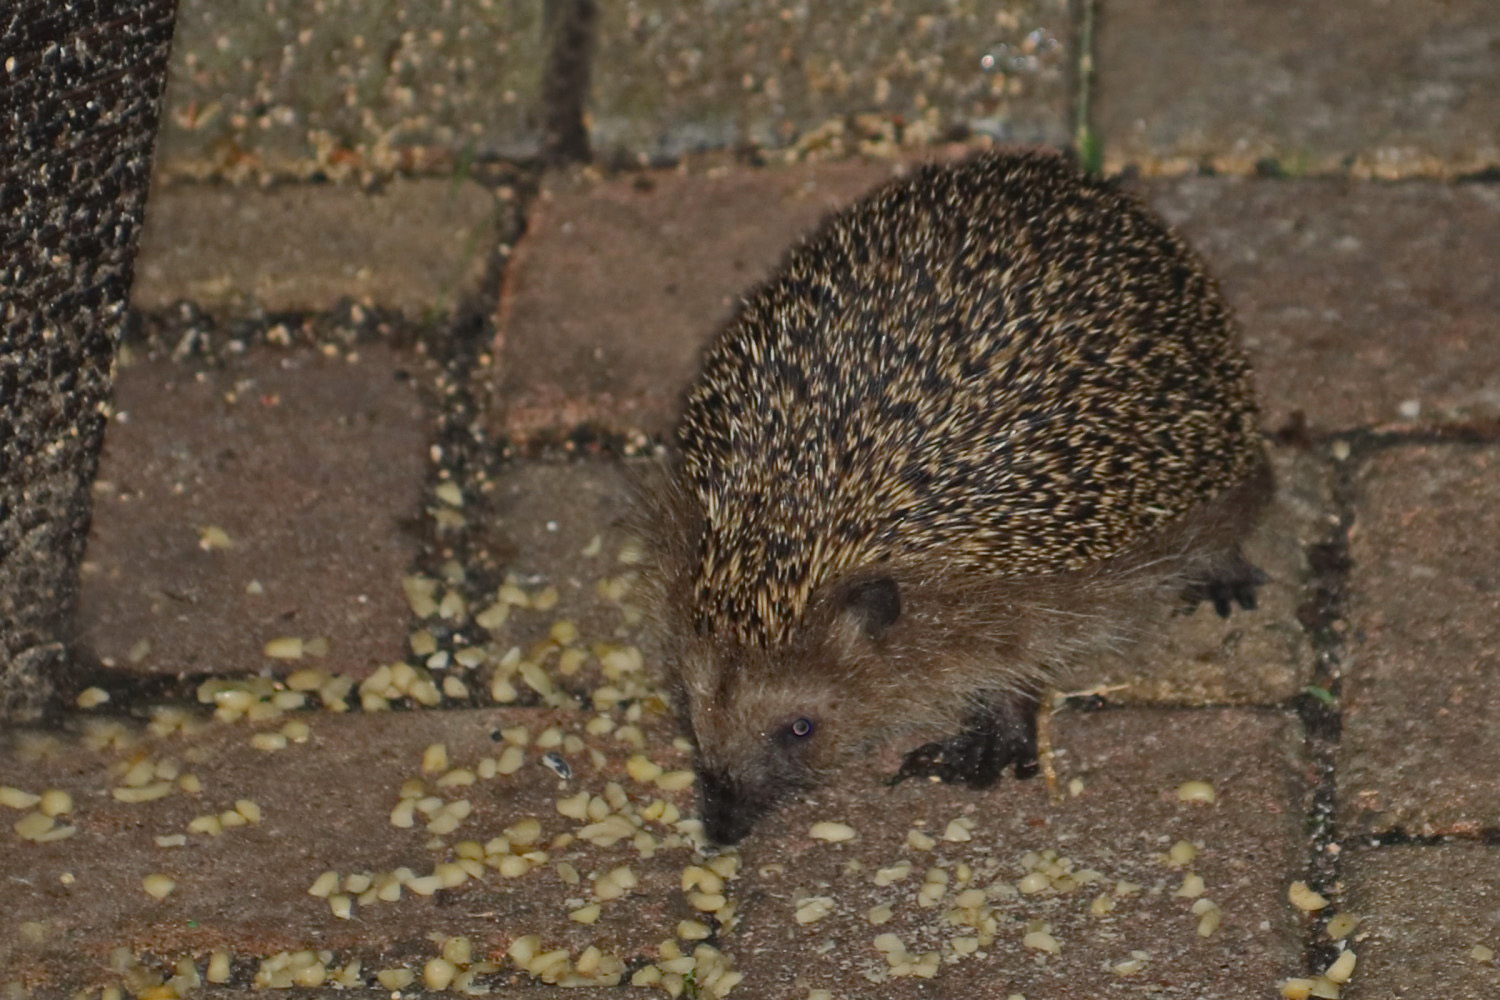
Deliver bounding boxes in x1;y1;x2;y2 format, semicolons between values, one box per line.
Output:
633;149;1273;843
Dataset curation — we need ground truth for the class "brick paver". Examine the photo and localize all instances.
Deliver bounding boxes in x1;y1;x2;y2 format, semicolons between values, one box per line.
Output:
1096;0;1500;177
154;0;545;178
1342;843;1500;997
590;0;1073;160
1340;445;1500;838
0;706;697;991
133;179;506;314
1140;176;1500;432
727;708;1308;999
74;345;431;682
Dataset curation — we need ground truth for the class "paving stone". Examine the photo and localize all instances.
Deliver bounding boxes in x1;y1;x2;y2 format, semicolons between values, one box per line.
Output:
492;160;907;441
591;1;1073;160
1338;445;1500;838
1139;176;1500;432
154;0;544;178
428;459;663;714
1094;446;1325;707
722;708;1308;998
0;706;697;993
132;178;504;314
476;460;645;650
74;345;430;681
1095;0;1500;177
1342;843;1500;998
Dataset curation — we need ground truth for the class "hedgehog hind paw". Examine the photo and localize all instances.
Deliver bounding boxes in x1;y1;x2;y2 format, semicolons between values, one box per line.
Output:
890;695;1040;788
1182;552;1269;618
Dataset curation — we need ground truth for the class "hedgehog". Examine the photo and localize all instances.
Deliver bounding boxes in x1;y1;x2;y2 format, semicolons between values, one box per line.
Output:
637;149;1273;846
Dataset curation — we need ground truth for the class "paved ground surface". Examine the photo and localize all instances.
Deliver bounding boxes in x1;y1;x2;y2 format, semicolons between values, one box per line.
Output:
5;2;1500;998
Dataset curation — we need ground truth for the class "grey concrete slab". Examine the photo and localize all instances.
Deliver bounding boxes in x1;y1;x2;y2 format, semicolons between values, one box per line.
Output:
1340;445;1500;838
1;0;177;723
155;0;544;178
132;178;506;314
1140;176;1500;432
723;708;1308;998
590;1;1074;160
1095;0;1500;177
1342;843;1500;999
74;345;430;681
491;159;908;441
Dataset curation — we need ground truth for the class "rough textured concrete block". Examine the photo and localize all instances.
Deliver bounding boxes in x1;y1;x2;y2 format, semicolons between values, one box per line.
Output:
1;0;178;719
154;0;545;177
591;0;1075;159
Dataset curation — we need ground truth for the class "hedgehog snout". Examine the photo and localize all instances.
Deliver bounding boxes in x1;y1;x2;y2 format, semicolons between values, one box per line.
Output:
697;765;776;846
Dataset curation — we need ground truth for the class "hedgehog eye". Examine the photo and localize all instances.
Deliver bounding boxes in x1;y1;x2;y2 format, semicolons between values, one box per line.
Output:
790;717;814;738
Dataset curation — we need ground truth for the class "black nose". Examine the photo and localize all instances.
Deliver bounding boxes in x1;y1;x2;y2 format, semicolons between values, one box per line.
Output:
698;768;764;846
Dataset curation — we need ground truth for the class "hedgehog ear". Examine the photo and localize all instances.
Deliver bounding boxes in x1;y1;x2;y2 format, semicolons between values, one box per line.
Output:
840;576;902;641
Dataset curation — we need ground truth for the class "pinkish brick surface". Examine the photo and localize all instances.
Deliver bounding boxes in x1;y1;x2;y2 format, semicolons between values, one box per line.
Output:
491;159;912;441
1340;445;1500;837
454;460;659;707
1342;843;1500;998
0;707;696;993
1140;176;1500;432
74;345;430;680
1096;0;1500;177
725;708;1308;999
476;460;644;634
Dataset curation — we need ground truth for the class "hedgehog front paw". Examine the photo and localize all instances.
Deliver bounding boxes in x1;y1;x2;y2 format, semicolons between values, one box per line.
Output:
890;696;1040;788
1183;551;1268;618
892;737;976;786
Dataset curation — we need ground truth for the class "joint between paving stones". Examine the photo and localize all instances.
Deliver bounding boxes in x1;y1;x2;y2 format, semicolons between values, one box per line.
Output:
1289;441;1359;975
1366;828;1500;848
1357;422;1500;449
539;0;597;166
1070;0;1101;174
